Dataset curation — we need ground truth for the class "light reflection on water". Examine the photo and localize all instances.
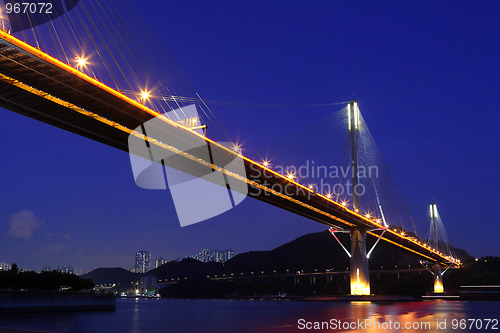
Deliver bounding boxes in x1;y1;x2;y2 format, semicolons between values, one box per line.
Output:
0;299;497;333
343;300;468;332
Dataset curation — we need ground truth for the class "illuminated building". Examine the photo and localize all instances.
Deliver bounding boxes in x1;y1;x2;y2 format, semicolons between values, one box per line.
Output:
155;257;167;268
135;251;151;273
0;262;11;271
189;249;234;263
56;265;74;274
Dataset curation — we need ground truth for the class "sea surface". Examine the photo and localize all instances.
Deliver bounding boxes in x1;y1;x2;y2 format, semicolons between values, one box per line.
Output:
0;298;499;333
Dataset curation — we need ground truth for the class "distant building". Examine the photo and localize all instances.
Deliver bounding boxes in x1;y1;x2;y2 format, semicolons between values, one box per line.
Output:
74;269;88;276
135;251;151;273
129;266;137;273
155;257;167;268
0;262;11;271
189;249;234;263
41;266;51;272
56;265;74;274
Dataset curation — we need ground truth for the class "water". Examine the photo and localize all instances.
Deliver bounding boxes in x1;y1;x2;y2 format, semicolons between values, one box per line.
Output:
0;299;498;333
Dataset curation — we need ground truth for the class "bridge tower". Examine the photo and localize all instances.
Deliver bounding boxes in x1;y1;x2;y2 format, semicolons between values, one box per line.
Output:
430;203;444;293
348;100;370;295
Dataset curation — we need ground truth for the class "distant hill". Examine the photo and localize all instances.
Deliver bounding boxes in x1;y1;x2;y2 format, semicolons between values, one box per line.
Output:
83;231;474;284
81;267;141;287
221;231;401;275
150;258;222;279
446;256;500;288
453;247;474;262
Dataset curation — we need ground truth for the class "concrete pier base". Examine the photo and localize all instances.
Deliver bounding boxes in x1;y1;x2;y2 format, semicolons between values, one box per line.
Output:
350;228;370;295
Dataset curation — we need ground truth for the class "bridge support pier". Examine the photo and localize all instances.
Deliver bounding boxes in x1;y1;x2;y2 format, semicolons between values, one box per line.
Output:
433;264;444;293
350;228;370;295
430;203;445;293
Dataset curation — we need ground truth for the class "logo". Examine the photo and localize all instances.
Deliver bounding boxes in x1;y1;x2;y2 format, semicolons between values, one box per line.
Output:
128;105;247;226
3;0;80;33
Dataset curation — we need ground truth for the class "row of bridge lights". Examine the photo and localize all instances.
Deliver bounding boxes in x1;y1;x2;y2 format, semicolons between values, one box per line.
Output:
74;56;152;102
257;158;380;218
254;155;460;264
233;149;378;220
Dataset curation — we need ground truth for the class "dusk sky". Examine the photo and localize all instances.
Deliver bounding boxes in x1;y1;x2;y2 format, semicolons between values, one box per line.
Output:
1;1;499;272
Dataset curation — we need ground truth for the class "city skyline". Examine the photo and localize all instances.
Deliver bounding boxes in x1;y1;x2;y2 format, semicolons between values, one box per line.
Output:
189;249;235;264
1;1;499;272
0;246;237;272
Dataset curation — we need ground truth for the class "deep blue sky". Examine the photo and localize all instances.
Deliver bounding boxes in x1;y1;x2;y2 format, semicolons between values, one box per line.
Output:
1;1;500;271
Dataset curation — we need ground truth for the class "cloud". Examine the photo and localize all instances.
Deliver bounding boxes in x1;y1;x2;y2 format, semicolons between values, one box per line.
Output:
8;210;42;239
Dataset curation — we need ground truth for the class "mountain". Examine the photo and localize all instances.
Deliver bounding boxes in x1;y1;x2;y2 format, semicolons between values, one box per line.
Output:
83;231;474;284
151;258;222;279
220;231;474;275
146;231;420;280
221;231;414;275
81;267;141;287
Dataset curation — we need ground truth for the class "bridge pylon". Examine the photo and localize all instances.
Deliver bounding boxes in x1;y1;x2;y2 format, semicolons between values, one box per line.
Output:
329;101;390;295
430;203;446;293
348;100;370;295
418;202;457;293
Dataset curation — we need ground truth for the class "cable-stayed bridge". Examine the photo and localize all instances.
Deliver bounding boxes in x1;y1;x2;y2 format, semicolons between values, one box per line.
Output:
0;4;459;295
